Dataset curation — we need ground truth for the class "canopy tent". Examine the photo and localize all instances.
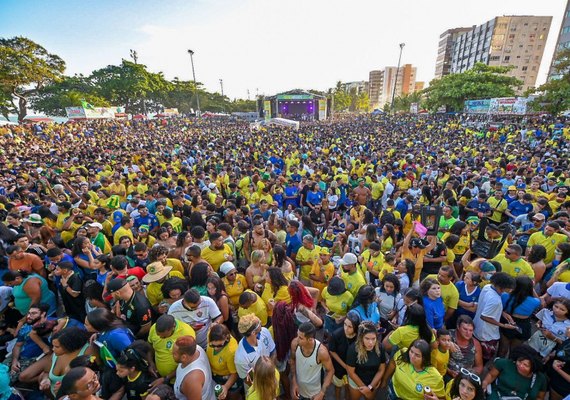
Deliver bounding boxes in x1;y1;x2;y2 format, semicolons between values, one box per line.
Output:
24;117;53;123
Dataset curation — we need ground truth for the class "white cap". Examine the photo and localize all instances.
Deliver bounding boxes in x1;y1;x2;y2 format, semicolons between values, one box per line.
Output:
87;222;103;230
339;253;358;266
208;183;216;189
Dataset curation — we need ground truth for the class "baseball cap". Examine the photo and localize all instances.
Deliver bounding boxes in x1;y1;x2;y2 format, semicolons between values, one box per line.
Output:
340;253;358;265
410;238;426;249
219;261;236;276
107;278;128;293
87;222;103;230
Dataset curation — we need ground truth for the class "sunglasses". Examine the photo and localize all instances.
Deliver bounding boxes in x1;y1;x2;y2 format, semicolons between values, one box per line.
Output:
210;340;229;349
460;368;481;384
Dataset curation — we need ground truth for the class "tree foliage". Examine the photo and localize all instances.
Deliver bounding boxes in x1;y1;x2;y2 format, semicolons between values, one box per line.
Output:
422;63;522;112
0;36;65;121
527;48;570;115
392;91;423;113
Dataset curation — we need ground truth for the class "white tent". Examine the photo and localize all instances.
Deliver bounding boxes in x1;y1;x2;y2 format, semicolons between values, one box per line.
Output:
267;118;300;131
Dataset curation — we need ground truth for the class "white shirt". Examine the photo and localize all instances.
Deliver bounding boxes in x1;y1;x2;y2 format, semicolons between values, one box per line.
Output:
174;346;215;400
547;282;570;300
168;296;221;348
234;327;276;380
537;308;570;340
474;284;503;341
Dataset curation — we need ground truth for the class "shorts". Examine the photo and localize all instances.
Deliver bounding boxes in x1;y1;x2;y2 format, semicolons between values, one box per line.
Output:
347;376;359;389
332;375;347;387
480;339;499;361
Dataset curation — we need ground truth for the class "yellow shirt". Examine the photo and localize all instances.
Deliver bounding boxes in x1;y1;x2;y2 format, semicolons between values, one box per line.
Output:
487;196;508;223
527;232;568;264
223;274;248;307
201;244;233;272
238;290;268;325
430;347;450;376
340;270;366;298
148;320;196;377
261;284;291;316
491;254;535;279
402;246;429;283
206;336;238;376
441;232;470;256
310;260;335;293
113;226;134;246
165;258;184;275
296;245;321;281
358;249;385;280
246;369;280;400
426;274;459;311
388;325;436;349
146;271;185;306
392;349;445;400
321;287;354;317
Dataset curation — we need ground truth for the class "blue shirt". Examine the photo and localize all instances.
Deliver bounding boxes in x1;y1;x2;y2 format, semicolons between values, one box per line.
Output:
508;201;533;219
285;232;302;257
352;303;381;325
98;327;135;359
306;190;323;206
134;213;159;230
466;199;491;216
18;319;56;359
501;294;541;317
455;281;481;319
423;296;445;330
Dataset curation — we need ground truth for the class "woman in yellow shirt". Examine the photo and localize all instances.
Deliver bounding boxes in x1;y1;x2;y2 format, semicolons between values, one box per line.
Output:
246;356;280;400
261;267;291;317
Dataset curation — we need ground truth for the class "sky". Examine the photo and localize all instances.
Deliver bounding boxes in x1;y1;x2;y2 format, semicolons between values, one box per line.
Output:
0;0;567;99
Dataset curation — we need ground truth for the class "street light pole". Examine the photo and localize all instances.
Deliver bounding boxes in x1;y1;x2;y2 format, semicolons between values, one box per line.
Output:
390;42;405;113
130;49;147;116
187;49;201;115
219;79;224;97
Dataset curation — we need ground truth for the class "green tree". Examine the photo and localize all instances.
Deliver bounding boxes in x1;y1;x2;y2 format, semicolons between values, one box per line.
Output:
332;81;351;112
422;63;522;112
527;48;570;115
0;37;65;122
355;91;370;112
229;99;257;112
393;91;423;112
30;75;109;117
90;60;172;113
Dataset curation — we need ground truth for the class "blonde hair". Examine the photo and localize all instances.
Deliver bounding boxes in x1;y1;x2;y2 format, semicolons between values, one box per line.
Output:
355;321;380;364
251;356;278;400
251;249;264;263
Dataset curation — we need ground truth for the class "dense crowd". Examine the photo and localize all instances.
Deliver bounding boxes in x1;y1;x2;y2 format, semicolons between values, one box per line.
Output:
0;113;569;400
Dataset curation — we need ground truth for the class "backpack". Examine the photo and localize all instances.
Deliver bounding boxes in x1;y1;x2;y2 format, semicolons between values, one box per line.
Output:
379;209;396;226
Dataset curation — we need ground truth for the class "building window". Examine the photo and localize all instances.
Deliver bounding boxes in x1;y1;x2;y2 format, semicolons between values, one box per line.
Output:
522;66;528;71
562;26;570;35
503;56;510;62
508;34;515;39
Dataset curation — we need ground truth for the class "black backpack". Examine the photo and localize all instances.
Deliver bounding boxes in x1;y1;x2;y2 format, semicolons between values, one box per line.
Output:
380;209;396;226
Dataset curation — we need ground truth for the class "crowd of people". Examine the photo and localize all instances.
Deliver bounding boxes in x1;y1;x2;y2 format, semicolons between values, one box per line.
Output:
0;112;568;400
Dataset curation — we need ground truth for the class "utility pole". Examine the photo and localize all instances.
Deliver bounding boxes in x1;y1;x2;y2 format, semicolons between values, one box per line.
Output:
129;49;147;116
390;43;405;113
187;49;201;115
219;79;224;97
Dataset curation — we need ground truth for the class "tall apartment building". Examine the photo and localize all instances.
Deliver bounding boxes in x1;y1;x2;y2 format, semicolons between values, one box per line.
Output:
449;16;552;92
368;64;417;109
435;27;472;79
344;81;369;95
548;0;570;80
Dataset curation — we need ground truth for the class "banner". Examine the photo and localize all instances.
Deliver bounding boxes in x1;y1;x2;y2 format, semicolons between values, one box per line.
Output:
464;99;491;114
465;97;531;115
66;106;125;119
318;99;327;120
263;100;271;121
65;107;86;119
163;108;179;116
410;103;418;114
276;94;313;100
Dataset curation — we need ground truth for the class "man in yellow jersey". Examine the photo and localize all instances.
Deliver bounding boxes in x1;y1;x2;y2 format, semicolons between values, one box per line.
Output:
201;232;234;272
339;253;366;298
309;247;335;295
526;221;569;264
148;314;195;382
114;216;135;245
492;244;534;279
296;235;321;285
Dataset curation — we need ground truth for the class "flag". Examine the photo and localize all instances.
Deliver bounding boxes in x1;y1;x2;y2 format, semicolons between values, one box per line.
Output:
81;100;96;110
